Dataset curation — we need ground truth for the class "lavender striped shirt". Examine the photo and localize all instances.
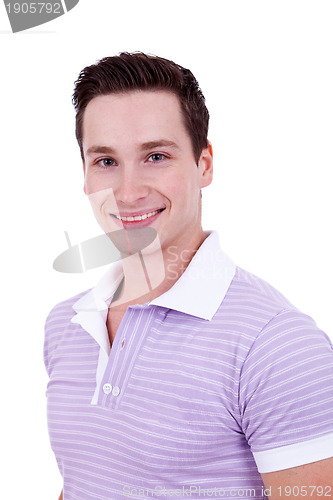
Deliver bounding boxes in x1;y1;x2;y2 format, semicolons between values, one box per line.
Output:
44;231;333;499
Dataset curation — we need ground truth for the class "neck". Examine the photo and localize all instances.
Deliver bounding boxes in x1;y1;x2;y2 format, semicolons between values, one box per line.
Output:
109;229;207;310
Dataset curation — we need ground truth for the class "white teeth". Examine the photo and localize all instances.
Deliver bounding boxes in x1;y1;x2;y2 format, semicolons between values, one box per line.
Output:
115;209;161;222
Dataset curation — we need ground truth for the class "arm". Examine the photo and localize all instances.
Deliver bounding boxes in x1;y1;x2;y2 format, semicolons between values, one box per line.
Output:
58;490;63;500
261;457;333;499
240;311;333;498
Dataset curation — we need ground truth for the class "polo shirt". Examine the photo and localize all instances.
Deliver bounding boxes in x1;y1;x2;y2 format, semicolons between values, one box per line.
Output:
44;231;333;500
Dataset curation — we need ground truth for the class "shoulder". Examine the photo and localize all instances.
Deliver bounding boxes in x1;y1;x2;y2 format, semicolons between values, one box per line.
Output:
224;266;319;331
214;265;298;343
44;288;92;331
228;266;296;311
217;265;332;353
43;288;92;374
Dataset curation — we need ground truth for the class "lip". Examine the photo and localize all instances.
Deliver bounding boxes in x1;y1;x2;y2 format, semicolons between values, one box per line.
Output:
110;207;166;229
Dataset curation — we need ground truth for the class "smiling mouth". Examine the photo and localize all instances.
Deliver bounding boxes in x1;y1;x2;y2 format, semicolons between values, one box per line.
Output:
112;208;165;222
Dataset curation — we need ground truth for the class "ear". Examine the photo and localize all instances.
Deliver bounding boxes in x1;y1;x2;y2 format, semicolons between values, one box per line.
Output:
198;141;213;188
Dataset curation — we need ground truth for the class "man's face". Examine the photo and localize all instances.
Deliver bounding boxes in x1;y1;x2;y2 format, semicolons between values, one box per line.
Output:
82;90;213;255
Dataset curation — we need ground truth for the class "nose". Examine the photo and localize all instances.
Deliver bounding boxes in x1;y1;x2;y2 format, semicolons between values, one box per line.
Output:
114;165;149;206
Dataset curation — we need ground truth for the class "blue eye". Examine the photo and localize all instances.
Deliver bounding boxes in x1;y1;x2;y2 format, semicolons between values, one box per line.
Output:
148;153;166;162
98;158;116;168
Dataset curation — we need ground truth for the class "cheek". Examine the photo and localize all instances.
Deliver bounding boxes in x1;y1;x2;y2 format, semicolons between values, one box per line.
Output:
170;172;199;205
84;173;99;196
86;187;119;217
163;169;194;198
84;170;115;196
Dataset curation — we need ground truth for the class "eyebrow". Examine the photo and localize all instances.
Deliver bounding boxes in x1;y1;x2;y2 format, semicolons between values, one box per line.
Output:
85;140;180;158
85;145;116;157
139;140;180;151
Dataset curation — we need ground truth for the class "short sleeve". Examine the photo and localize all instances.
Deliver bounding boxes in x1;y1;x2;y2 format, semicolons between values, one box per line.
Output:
239;309;333;473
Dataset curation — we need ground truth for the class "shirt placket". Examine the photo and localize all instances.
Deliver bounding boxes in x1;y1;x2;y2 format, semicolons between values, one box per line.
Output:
98;304;155;410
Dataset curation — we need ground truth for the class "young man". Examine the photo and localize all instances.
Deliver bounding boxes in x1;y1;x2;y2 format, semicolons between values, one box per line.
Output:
44;53;333;500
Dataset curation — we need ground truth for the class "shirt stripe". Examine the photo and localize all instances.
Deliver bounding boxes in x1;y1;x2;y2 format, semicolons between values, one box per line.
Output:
44;231;333;499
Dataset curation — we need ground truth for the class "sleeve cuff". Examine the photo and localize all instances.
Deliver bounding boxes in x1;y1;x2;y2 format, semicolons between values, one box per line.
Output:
252;432;333;473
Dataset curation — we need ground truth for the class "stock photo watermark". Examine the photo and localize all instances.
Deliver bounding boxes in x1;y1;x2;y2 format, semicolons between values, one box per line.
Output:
3;0;79;32
122;484;332;498
53;227;158;273
122;485;271;498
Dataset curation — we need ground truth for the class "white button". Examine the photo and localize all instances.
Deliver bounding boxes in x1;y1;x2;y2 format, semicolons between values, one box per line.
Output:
103;383;112;395
112;386;120;397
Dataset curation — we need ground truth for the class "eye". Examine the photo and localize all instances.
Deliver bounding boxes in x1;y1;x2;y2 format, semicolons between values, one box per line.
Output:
147;153;167;163
97;158;117;169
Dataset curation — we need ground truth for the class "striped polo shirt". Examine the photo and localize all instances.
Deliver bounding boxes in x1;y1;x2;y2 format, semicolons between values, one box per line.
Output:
44;231;333;500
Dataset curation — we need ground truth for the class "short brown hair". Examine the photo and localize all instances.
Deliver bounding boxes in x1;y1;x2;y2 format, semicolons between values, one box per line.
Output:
72;52;209;164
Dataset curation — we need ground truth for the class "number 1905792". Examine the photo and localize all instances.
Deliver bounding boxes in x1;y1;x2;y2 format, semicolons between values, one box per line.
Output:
5;3;61;14
277;486;332;496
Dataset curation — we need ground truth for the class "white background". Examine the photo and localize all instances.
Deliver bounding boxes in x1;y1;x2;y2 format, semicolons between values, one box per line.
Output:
1;1;332;498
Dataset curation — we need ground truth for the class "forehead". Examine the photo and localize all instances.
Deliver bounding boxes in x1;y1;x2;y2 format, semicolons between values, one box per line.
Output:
82;90;190;148
84;89;182;117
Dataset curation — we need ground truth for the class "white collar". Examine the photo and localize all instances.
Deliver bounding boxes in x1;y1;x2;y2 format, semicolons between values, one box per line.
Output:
71;231;235;352
72;230;235;318
149;231;235;320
